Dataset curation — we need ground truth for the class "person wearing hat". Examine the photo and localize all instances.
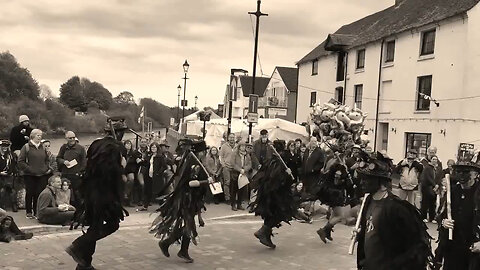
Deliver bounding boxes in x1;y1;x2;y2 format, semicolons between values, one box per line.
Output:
0;140;17;212
252;129;273;167
9;115;33;155
56;131;87;209
66;116;129;270
355;152;432;270
394;148;423;207
434;157;480;270
154;139;213;263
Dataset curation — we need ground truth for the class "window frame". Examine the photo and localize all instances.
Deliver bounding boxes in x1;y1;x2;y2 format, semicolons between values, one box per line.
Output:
311;59;318;76
354;84;363;109
416;75;433;111
405;132;431;159
385;40;395;63
310;91;317;107
420;29;436;56
335;87;344;105
356;49;366;69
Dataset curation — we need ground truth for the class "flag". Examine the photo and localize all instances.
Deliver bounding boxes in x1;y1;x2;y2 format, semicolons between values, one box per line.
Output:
138;106;144;124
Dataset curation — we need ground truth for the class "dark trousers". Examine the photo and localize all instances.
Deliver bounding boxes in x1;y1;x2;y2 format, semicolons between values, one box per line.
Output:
143;175;153;208
0;176;17;210
62;174;82;209
72;219;120;266
24;175;48;215
421;191;436;221
38;211;75;225
230;170;247;207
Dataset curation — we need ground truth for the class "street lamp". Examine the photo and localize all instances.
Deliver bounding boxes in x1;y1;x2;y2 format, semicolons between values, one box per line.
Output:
182;60;189;122
195;95;198;110
177;85;181;127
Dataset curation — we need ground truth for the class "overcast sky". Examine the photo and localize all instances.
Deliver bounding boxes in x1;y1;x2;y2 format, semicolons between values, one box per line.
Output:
0;0;393;108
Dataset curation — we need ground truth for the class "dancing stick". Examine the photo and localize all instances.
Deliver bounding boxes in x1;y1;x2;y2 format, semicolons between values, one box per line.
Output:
189;151;211;178
269;144;295;180
445;173;453;240
348;193;370;255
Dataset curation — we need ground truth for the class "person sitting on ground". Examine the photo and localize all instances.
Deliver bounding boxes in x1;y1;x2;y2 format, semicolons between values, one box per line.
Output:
0;207;33;242
37;175;75;225
56;179;76;211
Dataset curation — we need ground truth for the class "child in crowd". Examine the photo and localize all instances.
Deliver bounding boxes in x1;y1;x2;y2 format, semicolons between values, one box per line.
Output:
56;179;76;211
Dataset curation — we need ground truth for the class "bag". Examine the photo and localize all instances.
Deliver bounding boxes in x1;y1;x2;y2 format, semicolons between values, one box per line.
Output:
238;174;249;189
209;182;223;195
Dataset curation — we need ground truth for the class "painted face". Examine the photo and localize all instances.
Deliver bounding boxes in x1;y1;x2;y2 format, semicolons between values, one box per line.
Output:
43;142;51;152
2;219;12;229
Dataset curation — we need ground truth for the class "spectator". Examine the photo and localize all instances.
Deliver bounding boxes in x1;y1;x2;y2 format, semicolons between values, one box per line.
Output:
134;138;149;206
394;149;423;207
56;178;75;211
219;133;236;203
9;115;33;156
0;208;33;242
56;131;87;209
137;143;162;211
123;140;141;206
297;143;309;183
159;141;175;194
17;129;51;219
295;138;303;153
229;142;252;211
37;175;74;225
253;129;273;167
283;140;301;181
203;146;222;204
41;139;57;175
0;140;17;212
420;146;442;223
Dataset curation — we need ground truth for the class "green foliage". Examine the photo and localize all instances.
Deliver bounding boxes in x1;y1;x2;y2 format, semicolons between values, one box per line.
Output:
0;51;40;101
113;91;136;105
59;76;113;112
140;98;174;127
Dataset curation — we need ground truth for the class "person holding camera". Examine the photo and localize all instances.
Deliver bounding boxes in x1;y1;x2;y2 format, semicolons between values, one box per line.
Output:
394;149;423;208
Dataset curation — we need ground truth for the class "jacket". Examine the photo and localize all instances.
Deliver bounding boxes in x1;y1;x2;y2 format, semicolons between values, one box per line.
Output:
219;142;235;168
252;139;273;165
17;142;50;176
203;154;222;177
229;151;252;174
9;124;32;152
37;186;59;222
56;143;87;174
420;158;442;195
394;159;423;190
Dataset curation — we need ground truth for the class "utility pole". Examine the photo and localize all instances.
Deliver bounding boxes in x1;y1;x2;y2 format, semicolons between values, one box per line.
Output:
248;0;268;143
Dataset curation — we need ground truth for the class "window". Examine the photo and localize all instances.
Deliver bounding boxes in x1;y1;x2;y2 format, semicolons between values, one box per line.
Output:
356;49;365;69
312;59;318;75
336;52;346;82
405;133;431;159
417;75;432;111
335;87;344;105
310;91;317;107
354;84;363;109
385;40;395;63
420;29;436;56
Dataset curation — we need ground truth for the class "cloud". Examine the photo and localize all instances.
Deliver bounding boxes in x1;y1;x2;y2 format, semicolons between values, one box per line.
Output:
0;0;393;109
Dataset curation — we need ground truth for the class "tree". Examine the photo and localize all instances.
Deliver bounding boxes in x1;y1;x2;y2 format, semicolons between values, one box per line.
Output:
0;51;40;101
81;78;112;110
140;98;174;127
39;84;54;100
59;76;87;112
113;91;136;105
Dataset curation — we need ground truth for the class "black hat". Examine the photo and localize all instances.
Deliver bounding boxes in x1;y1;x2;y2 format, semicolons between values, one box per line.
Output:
407;148;418;154
104;116;128;131
452;153;480;172
356;151;394;179
191;140;207;153
273;139;286;152
260;129;268;135
0;140;11;147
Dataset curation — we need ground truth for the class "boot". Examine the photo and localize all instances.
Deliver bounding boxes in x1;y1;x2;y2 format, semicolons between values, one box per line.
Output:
177;237;194;263
316;223;333;243
158;235;176;258
66;244;88;267
254;225;276;248
231;204;237;211
237;202;245;211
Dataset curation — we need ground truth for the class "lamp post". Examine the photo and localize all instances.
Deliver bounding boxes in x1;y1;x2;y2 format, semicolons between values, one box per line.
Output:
182;60;189;122
195;95;198;110
177;85;181;127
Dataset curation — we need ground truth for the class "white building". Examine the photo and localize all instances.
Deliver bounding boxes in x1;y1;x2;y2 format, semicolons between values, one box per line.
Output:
263;67;298;122
296;0;480;162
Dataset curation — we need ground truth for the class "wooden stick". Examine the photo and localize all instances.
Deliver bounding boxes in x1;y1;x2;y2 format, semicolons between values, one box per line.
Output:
445;173;453;240
348;193;370;255
269;144;295;180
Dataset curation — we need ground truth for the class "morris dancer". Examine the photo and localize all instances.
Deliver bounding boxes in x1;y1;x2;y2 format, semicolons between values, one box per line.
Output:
249;140;297;249
66;117;129;270
354;151;432;270
152;139;212;263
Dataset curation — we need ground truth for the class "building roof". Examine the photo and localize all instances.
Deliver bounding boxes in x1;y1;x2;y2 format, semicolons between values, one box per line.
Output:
297;0;480;65
239;76;270;97
275;67;298;92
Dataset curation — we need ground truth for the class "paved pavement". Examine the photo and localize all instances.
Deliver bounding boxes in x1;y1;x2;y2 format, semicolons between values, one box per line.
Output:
1;215;361;270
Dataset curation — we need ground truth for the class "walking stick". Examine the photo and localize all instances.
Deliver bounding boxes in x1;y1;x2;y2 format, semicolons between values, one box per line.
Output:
445;173;453;240
348;193;369;255
269;144;295;180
